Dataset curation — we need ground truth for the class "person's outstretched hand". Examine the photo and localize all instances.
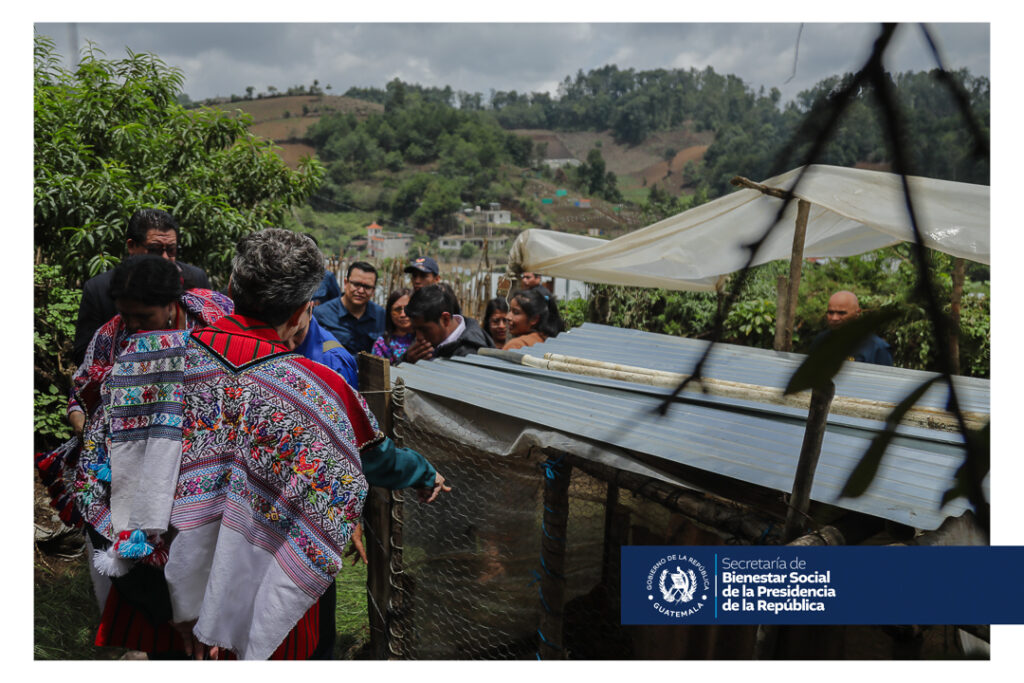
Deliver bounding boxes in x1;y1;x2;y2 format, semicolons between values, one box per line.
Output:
419;472;451;503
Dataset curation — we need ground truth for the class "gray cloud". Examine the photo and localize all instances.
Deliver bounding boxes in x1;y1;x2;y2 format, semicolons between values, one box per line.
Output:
34;22;989;104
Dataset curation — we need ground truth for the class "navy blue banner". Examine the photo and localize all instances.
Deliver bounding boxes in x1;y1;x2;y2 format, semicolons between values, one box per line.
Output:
621;546;1024;625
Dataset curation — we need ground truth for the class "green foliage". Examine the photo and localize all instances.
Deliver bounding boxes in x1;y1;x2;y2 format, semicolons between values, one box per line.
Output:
558;297;588;330
33;263;82;449
572;147;623;203
699;68;988;197
723;297;776;348
306;87;535;223
581;248;988;378
34;34;324;286
795;245;989;377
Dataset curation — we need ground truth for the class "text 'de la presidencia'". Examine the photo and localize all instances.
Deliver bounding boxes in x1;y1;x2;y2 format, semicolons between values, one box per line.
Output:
620;546;1024;625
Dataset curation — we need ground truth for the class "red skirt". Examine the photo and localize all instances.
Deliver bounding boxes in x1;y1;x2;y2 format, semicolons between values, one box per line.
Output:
95;584;320;660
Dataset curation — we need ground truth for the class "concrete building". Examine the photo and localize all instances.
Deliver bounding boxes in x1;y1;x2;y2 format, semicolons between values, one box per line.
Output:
366;221;415;259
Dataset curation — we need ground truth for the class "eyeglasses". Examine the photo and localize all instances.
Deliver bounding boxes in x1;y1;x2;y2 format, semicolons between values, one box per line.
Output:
145;244;178;257
347;280;376;292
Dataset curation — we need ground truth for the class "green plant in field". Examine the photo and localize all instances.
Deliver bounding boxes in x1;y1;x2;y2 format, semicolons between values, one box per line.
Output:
34;33;323;287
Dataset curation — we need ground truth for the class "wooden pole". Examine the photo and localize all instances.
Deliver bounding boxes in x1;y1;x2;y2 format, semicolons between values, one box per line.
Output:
950;257;965;376
730;177;809;353
358;353;398;659
757;380;836;661
537;453;572;660
779;199;811;352
773;275;788;351
783;380;837;542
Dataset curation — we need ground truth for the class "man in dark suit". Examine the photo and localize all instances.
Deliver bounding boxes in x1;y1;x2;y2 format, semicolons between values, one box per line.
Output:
72;209;211;365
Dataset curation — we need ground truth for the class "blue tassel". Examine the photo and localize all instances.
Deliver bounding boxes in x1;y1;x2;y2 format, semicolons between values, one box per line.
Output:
117;529;154;559
90;462;111;482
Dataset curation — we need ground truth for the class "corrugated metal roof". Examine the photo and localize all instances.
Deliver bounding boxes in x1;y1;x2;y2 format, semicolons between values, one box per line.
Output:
391;324;988;530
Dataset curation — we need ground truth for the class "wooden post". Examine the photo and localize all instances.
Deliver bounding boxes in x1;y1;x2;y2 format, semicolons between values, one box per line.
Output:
773;275;788;351
730;177;810;353
779;199;811;352
950;257;965;376
783;380;837;542
537;453;572;660
357;353;397;659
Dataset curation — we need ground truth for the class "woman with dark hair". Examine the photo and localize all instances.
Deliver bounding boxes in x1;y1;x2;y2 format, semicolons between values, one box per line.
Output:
483;297;510;347
66;254;233;433
371;287;415;364
502;287;564;350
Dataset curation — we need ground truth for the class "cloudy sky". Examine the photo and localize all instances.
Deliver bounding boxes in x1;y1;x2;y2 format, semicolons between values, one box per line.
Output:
33;22;989;106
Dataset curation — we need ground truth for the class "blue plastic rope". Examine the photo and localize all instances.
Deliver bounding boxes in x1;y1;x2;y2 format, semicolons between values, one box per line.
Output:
539;554;563;579
541;456;565;485
541;519;563;542
537;629;563;649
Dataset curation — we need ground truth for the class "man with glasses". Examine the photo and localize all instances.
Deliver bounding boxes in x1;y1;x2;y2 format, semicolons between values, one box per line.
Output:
72;208;211;365
313;261;386;356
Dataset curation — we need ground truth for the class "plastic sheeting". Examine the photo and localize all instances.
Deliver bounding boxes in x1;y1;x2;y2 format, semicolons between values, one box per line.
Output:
508;165;990;291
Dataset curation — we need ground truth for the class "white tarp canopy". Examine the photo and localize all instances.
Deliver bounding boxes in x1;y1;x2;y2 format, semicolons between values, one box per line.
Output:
508;165;990;291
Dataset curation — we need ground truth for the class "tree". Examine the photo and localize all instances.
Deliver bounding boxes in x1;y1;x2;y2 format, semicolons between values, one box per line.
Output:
33;34;324;448
33;34;324;285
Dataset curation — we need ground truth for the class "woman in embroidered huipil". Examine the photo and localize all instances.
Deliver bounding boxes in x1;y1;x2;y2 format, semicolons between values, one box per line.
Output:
66;255;233;433
371;287;415;364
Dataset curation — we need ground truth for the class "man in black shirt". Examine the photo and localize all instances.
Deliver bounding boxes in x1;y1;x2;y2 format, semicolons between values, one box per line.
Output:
72;209;210;365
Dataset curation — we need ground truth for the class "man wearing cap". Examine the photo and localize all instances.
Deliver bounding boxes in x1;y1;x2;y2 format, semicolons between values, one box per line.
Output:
312;261;386;357
405;256;442;291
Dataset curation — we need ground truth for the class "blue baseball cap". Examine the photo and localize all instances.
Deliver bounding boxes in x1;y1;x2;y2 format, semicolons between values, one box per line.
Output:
404;256;440;276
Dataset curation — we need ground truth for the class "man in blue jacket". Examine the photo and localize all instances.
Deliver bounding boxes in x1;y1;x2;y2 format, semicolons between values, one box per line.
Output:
313;261;385;356
286;307;359;390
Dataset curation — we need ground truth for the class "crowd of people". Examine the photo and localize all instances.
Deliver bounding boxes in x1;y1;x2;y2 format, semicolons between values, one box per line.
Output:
38;207;892;661
37;210;571;661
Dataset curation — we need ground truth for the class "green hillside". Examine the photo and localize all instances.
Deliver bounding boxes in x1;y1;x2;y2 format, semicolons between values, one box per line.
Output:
205;65;988;262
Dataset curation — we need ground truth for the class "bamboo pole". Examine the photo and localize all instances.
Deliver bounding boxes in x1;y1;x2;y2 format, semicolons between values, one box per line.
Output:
516;351;987;431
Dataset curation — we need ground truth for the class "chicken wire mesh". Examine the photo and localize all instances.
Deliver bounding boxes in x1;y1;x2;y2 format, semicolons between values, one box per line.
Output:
371;393;701;660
